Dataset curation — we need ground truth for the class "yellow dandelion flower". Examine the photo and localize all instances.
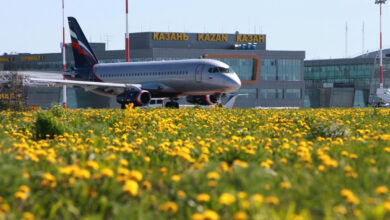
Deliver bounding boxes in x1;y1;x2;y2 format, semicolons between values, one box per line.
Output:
170;188;183;198
280;181;291;189
279;158;288;164
171;175;181;182
219;193;236;206
346;195;360;205
340;189;353;198
265;196;280;206
18;185;30;193
376;186;388;195
349;154;358;159
203;210;220;220
14;191;28;201
238;192;247;199
101;168;114;178
318;165;326;172
120;159;129;167
0;204;10;212
144;156;151;162
76;169;91;179
142;181;152;191
207;171;220;180
233;160;248;168
123;180;138;196
86;160;99;170
21;212;35;220
159;201;178;213
41;172;57;188
197;193;211;203
129;170;143;182
251;194;263;205
192;213;204;220
234;211;248;220
384;201;390;211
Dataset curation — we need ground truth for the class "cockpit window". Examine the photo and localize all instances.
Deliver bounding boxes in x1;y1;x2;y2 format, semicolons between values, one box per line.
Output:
208;67;234;73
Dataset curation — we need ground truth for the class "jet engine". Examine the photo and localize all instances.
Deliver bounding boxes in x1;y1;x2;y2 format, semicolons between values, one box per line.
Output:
186;94;220;106
117;89;151;108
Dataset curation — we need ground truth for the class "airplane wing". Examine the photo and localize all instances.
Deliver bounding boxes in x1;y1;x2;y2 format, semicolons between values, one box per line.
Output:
29;78;142;95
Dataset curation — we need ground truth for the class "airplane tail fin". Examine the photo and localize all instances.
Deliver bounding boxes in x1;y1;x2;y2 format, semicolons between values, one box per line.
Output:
68;17;98;68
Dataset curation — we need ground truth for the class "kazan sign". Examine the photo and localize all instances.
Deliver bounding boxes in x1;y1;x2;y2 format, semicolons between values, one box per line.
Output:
152;32;265;43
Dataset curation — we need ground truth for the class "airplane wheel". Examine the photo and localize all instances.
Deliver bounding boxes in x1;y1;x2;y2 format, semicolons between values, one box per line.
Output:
166;102;179;108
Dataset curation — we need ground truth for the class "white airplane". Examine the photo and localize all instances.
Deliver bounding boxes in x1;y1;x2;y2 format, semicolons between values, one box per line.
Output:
31;17;241;108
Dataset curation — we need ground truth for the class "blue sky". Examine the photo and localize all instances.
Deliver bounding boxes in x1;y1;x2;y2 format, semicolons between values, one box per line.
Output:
0;0;389;59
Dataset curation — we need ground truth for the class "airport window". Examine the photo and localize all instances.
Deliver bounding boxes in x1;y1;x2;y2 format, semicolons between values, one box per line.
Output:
260;89;277;99
353;89;368;107
285;89;301;99
278;59;302;81
261;59;276;80
277;89;283;99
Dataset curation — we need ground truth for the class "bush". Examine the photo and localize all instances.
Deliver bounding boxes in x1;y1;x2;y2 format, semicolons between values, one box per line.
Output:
50;104;67;117
34;111;67;139
306;118;350;140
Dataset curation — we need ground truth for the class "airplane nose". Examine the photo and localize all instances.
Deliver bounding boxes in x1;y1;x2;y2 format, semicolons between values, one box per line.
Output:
225;73;241;92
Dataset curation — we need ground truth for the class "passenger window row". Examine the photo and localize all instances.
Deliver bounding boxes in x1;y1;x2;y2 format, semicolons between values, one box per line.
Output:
101;70;189;78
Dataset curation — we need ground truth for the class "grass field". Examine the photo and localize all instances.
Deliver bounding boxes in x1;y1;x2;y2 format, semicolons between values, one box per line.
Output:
1;106;390;219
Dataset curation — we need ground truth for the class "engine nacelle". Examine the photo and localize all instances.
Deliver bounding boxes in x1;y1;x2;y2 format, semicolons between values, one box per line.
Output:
186;95;220;105
117;90;151;107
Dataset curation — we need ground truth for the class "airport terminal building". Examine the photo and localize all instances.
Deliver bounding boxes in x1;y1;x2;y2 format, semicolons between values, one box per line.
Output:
304;50;390;108
0;32;305;109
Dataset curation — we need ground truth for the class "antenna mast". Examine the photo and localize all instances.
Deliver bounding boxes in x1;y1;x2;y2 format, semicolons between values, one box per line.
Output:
345;22;348;58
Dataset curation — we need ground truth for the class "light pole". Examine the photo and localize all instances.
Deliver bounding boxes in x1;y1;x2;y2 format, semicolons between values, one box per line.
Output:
125;0;130;62
376;0;387;89
62;0;67;108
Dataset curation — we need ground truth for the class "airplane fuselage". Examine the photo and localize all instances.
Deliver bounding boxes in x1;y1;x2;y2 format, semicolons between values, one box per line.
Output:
90;59;241;97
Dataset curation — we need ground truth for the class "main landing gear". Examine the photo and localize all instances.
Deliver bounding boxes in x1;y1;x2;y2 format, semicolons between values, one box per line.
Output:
165;98;179;108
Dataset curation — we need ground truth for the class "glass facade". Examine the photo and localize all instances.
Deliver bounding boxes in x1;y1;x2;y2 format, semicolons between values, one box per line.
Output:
260;59;302;81
305;64;372;87
278;59;302;81
353;89;369;107
304;89;320;108
260;89;293;99
260;89;277;99
304;58;390;108
285;89;301;99
260;59;276;80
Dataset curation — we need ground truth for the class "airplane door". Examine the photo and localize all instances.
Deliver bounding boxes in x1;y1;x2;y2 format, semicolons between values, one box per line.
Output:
195;65;204;82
